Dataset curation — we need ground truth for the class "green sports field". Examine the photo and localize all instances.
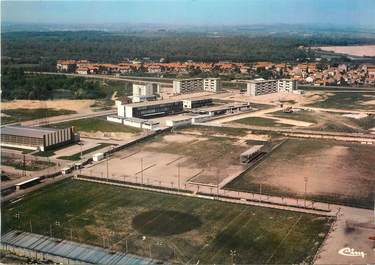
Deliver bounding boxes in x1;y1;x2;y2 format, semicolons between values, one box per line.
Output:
1;179;332;264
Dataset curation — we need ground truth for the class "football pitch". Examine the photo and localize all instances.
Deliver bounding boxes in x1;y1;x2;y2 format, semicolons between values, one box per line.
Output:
2;179;333;264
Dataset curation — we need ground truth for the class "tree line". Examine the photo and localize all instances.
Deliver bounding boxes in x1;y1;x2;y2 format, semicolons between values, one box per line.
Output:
4;31;374;69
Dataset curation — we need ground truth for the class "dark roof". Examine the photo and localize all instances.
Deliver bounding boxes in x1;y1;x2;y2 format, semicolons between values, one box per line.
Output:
1;125;61;139
1;230;159;265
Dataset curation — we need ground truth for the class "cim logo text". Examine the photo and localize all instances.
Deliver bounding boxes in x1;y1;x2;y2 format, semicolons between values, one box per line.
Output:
338;247;366;258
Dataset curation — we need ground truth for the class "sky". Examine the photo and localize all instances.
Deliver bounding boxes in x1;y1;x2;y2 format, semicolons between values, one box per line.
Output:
2;0;375;28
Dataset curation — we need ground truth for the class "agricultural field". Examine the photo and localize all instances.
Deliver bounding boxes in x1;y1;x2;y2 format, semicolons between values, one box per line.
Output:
314;45;375;57
305;91;375;111
1;108;76;124
1;179;333;264
226;138;375;209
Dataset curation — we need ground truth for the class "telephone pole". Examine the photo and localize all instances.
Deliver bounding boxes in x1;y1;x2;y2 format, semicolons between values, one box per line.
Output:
304;177;308;208
177;163;181;191
141;158;144;185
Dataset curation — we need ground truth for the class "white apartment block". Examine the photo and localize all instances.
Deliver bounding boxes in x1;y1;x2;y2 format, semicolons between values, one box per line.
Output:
247;79;297;96
133;84;154;97
277;79;298;92
247;80;278;96
173;78;222;94
173;78;204;94
203;78;221;92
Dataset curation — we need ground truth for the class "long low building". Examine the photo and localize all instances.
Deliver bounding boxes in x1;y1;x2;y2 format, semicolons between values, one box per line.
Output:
183;98;213;109
119;99;184;118
240;145;266;164
107;115;160;130
1;125;77;151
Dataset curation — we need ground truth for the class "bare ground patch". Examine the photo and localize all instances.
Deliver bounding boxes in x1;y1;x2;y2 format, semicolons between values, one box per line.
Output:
226;138;375;208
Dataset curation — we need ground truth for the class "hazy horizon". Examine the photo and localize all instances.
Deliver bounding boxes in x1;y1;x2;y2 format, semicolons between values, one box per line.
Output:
2;0;375;28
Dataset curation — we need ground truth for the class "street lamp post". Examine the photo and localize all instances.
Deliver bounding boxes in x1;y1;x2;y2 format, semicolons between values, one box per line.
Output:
141;158;144;185
106;154;109;181
177;163;181;192
304;177;308;208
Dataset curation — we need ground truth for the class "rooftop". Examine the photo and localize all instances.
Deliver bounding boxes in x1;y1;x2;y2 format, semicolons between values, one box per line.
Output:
1;230;159;265
125;98;183;108
1;125;63;139
241;145;264;156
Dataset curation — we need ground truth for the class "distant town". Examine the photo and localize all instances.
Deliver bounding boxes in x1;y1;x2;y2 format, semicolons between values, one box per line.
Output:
57;58;375;87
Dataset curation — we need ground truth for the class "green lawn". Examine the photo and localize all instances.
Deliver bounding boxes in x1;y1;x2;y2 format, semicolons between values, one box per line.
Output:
1;108;76;124
307;92;375;110
50;117;142;133
233;117;293;127
2;180;332;264
270;110;318;124
1;146;34;154
57;143;113;161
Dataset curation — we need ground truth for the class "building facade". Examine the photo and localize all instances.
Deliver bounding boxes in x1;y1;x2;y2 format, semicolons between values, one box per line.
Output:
133;84;154;97
203;78;221;92
121;100;184;118
173;78;222;94
247;80;278;96
1;126;76;151
183;98;213;109
277;79;298;92
173;78;204;94
246;79;297;96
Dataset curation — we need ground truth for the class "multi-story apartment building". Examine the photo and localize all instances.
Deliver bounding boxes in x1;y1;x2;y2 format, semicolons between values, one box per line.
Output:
277;79;298;92
173;78;204;94
246;79;297;96
246;79;278;96
133;84;154;97
173;78;222;94
203;78;221;92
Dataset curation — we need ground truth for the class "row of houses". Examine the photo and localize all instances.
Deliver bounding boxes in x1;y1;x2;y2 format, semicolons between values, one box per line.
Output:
56;59;375;86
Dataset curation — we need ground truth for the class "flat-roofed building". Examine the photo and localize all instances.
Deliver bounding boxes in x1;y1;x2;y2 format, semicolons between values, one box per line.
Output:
246;79;297;96
1;125;76;151
173;78;222;94
240;145;265;164
183;98;213;109
246;79;278;96
119;99;183;119
203;78;221;92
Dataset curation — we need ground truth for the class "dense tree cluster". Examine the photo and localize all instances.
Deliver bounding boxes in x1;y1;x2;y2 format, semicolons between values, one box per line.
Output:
3;31;375;68
1;68;107;100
